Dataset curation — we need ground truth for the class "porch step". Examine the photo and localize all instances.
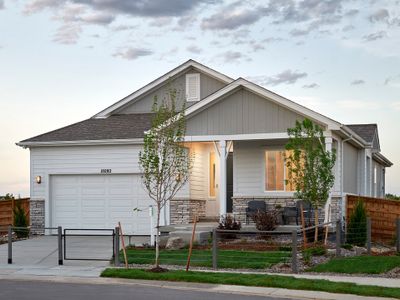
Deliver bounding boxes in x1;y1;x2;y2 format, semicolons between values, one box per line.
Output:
198;216;220;222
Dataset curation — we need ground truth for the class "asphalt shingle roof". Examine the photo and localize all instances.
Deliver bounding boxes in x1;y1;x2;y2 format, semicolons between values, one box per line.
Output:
346;124;377;143
20;113;154;143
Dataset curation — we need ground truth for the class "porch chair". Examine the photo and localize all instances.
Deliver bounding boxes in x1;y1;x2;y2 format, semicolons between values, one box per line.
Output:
245;200;266;224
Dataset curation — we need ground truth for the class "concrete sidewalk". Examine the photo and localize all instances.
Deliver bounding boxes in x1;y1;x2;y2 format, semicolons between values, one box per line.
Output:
0;275;395;300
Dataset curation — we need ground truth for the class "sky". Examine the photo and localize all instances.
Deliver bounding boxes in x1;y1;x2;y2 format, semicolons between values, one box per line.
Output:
0;0;400;197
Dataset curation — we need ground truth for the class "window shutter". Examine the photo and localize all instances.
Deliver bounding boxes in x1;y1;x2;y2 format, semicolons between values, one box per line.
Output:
186;73;200;101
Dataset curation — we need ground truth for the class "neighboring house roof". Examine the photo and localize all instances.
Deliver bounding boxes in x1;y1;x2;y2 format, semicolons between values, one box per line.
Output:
93;59;234;118
18;114;153;146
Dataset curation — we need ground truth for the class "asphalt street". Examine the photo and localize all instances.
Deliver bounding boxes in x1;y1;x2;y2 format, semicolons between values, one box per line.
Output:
0;279;293;300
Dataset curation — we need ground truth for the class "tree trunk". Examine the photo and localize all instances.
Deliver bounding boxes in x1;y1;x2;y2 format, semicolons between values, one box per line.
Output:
314;209;319;243
155;205;160;268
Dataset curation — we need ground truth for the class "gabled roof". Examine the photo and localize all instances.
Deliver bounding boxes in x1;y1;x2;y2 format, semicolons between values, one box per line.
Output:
17;114;153;147
93;59;234;119
184;78;342;131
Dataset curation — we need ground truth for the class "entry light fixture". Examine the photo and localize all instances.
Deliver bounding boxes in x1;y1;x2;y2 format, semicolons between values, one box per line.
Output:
35;176;42;184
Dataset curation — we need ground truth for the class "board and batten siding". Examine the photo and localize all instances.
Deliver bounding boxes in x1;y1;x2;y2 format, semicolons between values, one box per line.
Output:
343;142;359;194
30;144;189;211
118;68;226;114
186;88;314;136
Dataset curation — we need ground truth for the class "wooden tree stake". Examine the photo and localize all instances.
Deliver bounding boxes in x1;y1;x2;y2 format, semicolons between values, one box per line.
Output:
300;203;307;248
118;222;128;269
186;216;197;272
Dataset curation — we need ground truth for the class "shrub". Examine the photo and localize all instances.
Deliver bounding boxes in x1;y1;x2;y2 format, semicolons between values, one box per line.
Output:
218;215;241;230
13;201;29;238
251;210;278;231
218;215;241;239
347;200;367;246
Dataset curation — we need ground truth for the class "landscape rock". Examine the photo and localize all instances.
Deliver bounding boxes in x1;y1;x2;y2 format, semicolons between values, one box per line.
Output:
353;246;367;255
165;237;185;250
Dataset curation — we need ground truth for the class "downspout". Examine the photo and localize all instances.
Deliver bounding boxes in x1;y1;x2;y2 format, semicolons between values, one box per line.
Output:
341;135;352;225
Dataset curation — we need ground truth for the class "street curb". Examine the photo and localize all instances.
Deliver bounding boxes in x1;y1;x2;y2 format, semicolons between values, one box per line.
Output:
0;274;395;300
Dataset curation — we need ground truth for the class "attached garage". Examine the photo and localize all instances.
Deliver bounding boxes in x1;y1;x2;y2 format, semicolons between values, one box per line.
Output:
50;174;151;235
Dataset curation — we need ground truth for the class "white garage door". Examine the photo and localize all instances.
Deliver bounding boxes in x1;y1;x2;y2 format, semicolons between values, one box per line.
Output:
51;174;152;235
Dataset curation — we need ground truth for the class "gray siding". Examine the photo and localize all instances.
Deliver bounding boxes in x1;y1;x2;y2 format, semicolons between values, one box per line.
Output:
186;88;312;136
343;142;359;194
118;68;226;114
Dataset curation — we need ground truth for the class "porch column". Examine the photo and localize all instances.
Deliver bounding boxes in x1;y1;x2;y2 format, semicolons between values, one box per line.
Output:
219;140;227;217
324;136;333;223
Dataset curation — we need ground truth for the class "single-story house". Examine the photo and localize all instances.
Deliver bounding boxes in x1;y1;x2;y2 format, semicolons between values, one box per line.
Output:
17;60;393;235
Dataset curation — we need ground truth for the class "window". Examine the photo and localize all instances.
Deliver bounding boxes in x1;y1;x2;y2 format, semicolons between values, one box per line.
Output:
265;150;295;192
209;152;216;197
186;73;200;102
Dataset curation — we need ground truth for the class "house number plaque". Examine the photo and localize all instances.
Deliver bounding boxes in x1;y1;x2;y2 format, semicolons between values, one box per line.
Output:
100;169;112;174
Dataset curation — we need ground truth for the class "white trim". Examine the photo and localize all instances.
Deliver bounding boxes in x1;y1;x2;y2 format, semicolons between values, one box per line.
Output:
17;138;144;148
185;78;342;131
93;60;233;118
184;132;289;142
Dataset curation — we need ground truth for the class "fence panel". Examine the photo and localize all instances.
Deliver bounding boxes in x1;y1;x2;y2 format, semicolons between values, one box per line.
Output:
347;195;400;242
0;198;30;232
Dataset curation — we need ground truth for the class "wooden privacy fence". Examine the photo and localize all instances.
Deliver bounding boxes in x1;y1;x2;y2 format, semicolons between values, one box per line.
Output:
347;195;400;241
0;198;30;231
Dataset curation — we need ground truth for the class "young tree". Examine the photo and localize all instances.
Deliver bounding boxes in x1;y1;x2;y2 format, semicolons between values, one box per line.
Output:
139;89;192;270
285;118;336;242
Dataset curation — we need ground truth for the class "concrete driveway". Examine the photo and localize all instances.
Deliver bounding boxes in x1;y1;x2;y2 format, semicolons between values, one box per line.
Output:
0;236;114;277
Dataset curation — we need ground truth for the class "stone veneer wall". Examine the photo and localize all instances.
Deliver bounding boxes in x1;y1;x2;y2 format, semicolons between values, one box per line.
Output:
170;199;206;225
232;196;337;224
30;199;45;235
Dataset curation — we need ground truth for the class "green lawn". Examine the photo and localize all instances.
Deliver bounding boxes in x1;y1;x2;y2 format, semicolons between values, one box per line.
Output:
101;268;400;299
121;248;290;269
308;255;400;274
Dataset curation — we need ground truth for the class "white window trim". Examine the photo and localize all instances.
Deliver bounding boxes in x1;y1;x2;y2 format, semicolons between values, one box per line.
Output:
186;73;200;102
264;148;294;193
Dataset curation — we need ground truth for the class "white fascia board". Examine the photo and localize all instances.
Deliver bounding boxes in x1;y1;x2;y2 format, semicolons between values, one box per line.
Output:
184;132;289;142
372;152;393;167
16;138;144;148
185;78;342;131
93;60;234;119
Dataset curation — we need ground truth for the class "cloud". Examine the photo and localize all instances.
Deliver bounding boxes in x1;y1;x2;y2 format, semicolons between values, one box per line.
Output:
79;12;115;25
187;45;202;54
363;31;386;42
149;17;173;27
111;24;137;31
0;0;4;9
342;24;354;32
52;23;82;44
369;9;390;23
23;0;64;14
113;47;153;60
391;101;400;111
302;83;319;89
219;51;248;63
262;37;284;43
248;70;308;86
201;2;265;30
351;79;365;85
344;9;359;17
290;28;311;37
384;74;400;87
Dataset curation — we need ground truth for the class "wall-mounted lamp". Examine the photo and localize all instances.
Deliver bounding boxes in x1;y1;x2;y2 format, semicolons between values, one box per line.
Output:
35;176;42;184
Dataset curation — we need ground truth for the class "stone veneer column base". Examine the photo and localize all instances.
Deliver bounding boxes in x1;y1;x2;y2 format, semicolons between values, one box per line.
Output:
30;199;45;235
232;197;328;224
170;199;206;225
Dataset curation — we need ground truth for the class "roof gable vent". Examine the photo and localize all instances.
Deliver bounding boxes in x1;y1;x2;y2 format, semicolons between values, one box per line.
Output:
186;73;200;102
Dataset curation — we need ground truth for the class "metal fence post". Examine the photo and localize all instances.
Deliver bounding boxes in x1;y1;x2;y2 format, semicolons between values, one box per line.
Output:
291;230;298;273
57;226;63;265
336;220;341;257
114;227;120;267
8;225;12;264
396;218;400;253
366;217;371;255
212;229;217;269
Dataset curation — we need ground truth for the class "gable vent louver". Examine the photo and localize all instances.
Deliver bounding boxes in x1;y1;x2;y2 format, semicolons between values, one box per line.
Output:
186;73;200;102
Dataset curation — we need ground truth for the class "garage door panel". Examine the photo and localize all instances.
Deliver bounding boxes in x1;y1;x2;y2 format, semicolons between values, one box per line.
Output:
51;174;152;234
